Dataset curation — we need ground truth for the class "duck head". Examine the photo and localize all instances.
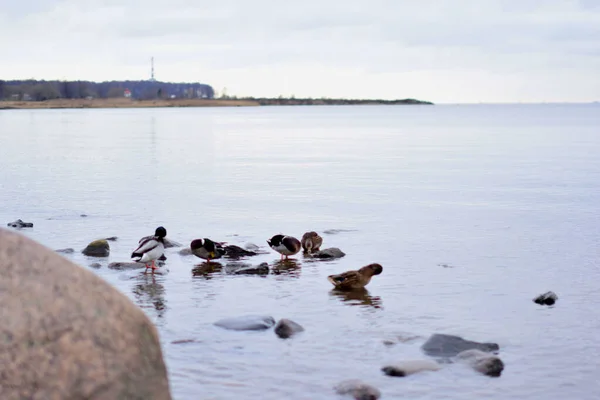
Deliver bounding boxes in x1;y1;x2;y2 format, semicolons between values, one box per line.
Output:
190;239;204;250
267;234;285;247
359;263;383;277
155;226;167;238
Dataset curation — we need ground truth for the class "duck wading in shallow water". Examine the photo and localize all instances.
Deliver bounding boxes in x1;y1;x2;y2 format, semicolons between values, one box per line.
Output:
267;234;301;260
131;226;167;274
190;238;226;263
328;263;383;290
301;231;323;255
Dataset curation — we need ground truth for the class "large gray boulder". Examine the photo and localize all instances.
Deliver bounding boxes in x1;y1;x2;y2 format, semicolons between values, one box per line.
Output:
421;334;499;358
0;228;172;400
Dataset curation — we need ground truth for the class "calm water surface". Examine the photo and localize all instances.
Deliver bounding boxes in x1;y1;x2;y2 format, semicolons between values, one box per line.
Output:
1;104;599;399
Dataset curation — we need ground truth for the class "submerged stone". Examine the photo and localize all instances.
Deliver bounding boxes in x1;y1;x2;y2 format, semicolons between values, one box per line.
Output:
334;379;380;400
214;315;276;331
55;248;75;254
7;219;33;228
381;359;441;377
455;349;505;377
533;291;558;306
421;334;499;358
274;318;304;339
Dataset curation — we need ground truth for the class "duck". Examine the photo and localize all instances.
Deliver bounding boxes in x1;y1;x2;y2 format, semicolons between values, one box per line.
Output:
190;238;226;263
131;226;167;274
267;234;301;260
327;263;383;290
301;231;323;255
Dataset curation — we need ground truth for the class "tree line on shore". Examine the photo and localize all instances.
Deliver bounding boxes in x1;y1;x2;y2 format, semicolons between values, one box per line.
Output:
0;80;214;101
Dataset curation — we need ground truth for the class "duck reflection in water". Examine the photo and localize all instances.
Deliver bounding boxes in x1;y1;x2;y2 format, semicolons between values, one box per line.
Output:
330;288;383;309
132;274;166;317
191;261;223;279
271;259;301;279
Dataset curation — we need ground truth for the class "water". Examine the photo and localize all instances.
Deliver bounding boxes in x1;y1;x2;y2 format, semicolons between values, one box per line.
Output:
1;104;599;399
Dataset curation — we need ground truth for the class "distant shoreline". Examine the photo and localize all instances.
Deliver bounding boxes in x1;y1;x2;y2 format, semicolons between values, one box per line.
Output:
0;97;433;110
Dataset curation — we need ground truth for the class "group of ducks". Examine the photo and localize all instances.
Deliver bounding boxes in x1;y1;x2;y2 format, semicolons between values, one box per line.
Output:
131;226;383;290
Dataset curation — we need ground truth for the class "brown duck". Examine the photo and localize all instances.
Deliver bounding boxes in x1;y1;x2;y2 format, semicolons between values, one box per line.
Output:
327;263;383;290
301;231;323;254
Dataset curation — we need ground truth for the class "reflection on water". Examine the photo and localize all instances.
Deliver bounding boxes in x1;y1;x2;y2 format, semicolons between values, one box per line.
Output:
132;274;167;318
270;259;301;279
329;288;383;309
191;262;224;278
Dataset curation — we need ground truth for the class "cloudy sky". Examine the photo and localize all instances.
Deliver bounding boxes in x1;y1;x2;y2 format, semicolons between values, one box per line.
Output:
1;0;599;103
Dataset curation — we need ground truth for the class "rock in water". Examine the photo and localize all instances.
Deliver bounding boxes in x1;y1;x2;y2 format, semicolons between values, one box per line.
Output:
274;318;304;338
224;244;258;259
81;239;110;257
381;360;442;377
421;334;499;357
533;291;558;306
108;262;146;270
7;219;33;228
0;228;172;400
178;247;193;256
456;349;505;377
334;379;381;400
231;262;270;275
214;315;276;331
310;247;346;259
55;248;75;254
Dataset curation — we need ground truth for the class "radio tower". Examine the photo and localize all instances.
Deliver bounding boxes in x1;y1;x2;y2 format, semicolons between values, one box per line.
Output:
149;57;156;82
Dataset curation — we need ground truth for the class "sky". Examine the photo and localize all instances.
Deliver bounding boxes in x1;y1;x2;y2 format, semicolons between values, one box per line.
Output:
0;0;599;103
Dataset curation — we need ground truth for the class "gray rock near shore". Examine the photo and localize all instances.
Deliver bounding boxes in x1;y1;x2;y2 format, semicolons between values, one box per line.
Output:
533;291;558;306
455;349;505;377
214;315;276;331
244;243;260;251
224;244;259;259
323;229;356;235
381;359;442;377
231;262;270;275
7;219;33;228
89;262;102;269
81;239;110;257
0;227;172;400
421;334;499;358
310;247;346;259
108;261;165;270
274;318;304;339
55;248;75;254
334;379;381;400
